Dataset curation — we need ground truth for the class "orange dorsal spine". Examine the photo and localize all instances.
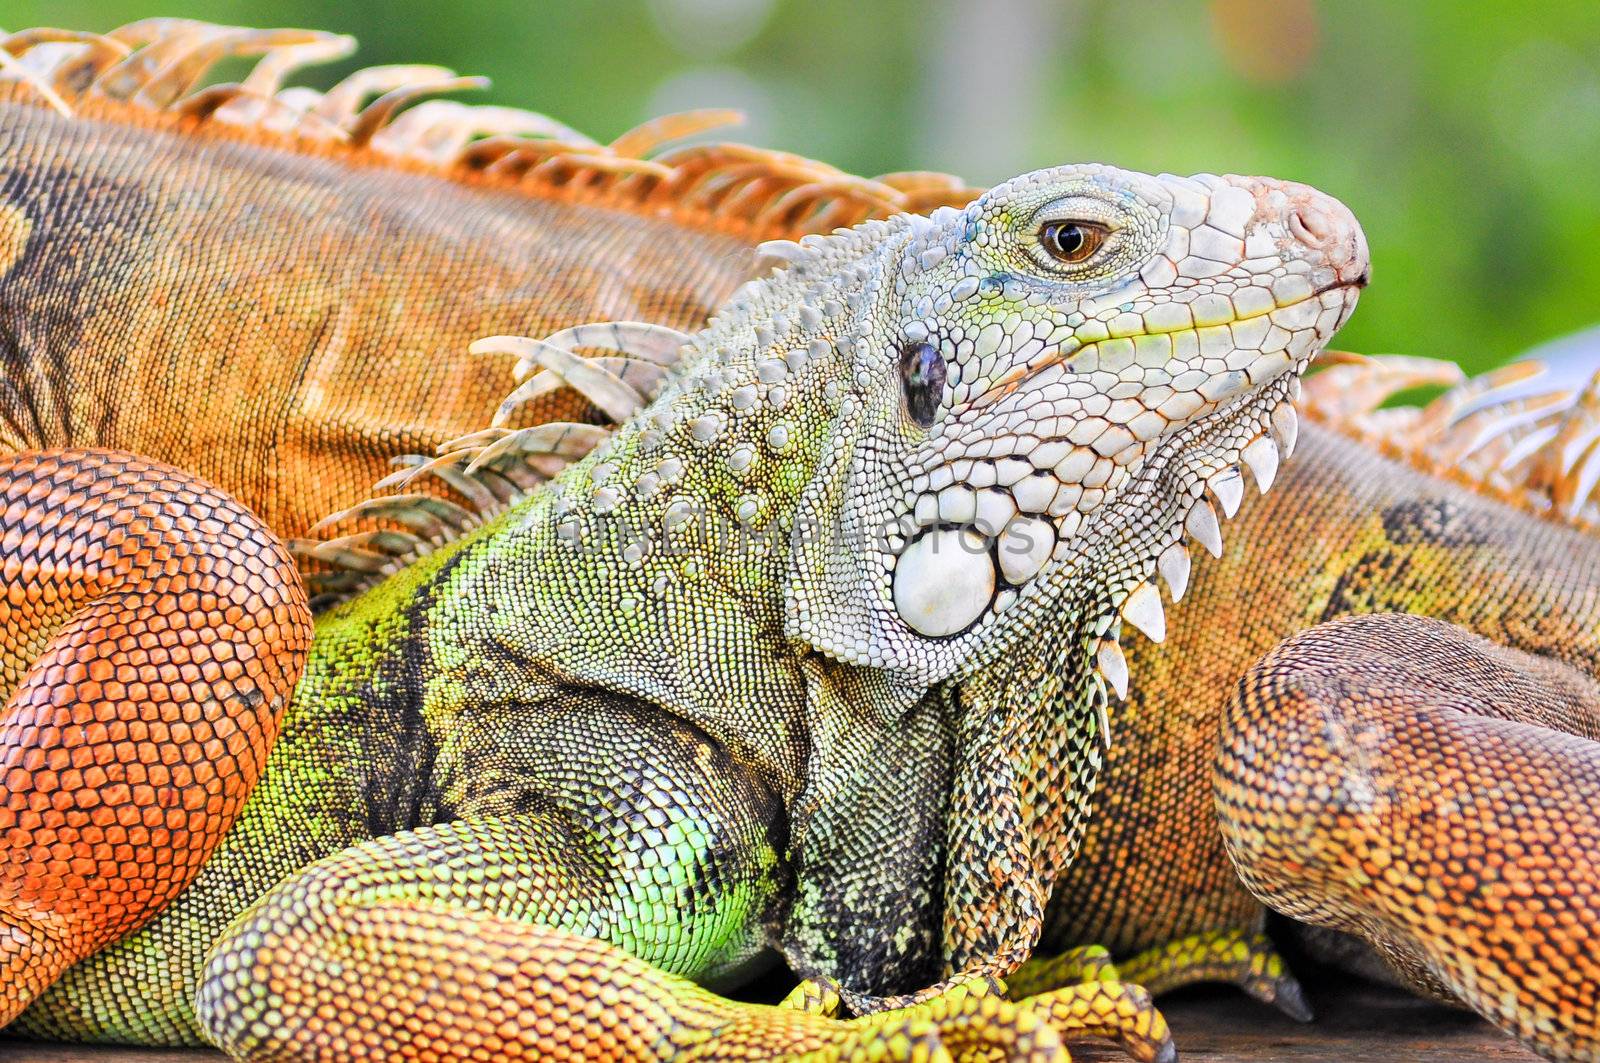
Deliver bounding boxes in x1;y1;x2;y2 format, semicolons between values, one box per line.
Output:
1;19;978;241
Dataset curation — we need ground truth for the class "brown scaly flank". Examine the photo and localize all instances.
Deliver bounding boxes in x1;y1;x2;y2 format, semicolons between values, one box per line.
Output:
0;449;313;1023
0;19;977;540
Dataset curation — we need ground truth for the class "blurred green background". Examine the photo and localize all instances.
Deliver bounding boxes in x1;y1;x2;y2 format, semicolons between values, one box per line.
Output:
11;0;1598;372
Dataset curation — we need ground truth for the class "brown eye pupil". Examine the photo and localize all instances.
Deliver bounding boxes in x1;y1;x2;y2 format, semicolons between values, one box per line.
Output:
1042;221;1104;263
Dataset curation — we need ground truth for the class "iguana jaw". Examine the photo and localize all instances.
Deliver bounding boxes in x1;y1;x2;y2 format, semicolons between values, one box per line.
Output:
930;282;1360;697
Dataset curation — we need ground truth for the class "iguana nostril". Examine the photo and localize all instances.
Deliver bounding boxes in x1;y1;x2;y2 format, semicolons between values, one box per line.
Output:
1289;207;1330;246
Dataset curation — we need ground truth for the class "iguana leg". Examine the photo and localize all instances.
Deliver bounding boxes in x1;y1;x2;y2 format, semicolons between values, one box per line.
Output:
1217;612;1600;1060
196;818;1106;1061
0;449;312;1025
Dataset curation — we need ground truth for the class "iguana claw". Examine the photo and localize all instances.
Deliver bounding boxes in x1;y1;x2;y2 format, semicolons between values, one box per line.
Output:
1117;929;1313;1023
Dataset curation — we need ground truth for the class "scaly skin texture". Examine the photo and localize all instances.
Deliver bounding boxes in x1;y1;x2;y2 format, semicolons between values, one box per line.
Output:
12;17;1600;1063
1042;419;1600;1060
0;450;313;1026
1221;613;1600;1061
2;135;1362;1060
0;22;975;540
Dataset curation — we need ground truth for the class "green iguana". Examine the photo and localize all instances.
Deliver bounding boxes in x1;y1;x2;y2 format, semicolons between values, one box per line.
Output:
9;19;1597;1063
0;31;1369;1056
0;25;1367;1058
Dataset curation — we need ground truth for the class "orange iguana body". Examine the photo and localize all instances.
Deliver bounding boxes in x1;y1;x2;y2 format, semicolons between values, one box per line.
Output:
0;20;973;540
4;19;1600;1063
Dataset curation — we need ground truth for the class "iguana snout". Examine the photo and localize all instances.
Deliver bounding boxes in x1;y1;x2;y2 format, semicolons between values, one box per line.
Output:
1259;175;1371;292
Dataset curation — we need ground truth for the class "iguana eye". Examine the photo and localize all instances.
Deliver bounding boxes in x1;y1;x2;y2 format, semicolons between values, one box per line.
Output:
1039;220;1107;264
900;342;946;428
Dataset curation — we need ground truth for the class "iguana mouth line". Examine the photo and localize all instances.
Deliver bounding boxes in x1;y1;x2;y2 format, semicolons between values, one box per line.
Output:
960;288;1350;414
1315;276;1368;296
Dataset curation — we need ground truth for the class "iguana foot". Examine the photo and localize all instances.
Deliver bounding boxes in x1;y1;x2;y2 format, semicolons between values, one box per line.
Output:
819;980;1071;1062
989;948;1174;1062
1010;981;1175;1063
899;977;1173;1063
1117;929;1311;1022
782;973;1172;1063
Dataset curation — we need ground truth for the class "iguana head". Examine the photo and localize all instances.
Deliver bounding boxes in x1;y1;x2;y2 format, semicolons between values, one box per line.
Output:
761;163;1367;685
555;163;1363;691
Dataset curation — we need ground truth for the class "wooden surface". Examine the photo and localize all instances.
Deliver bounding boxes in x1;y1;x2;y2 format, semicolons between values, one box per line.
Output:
0;1046;218;1062
0;982;1540;1061
1076;980;1541;1062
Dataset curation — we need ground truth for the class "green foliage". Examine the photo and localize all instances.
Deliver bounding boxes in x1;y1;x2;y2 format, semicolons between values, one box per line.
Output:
20;0;1598;372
